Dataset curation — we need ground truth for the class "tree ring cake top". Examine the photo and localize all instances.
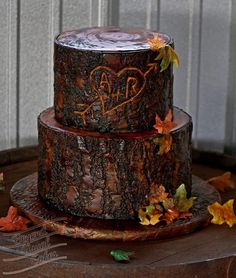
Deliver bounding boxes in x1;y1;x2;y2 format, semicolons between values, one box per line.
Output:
55;26;173;52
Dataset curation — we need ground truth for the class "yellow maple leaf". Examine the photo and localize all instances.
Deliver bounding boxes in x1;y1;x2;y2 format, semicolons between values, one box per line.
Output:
138;208;150;225
167;45;180;68
138;205;162;226
147;33;166;51
153;134;173;155
208;199;236;228
149;213;162;225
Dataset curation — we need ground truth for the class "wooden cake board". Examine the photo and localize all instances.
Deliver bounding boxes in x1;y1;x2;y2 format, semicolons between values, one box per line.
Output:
1;148;236;277
10;173;220;241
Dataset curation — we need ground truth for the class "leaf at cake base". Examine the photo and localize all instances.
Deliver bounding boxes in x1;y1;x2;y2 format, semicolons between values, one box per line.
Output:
174;184;196;213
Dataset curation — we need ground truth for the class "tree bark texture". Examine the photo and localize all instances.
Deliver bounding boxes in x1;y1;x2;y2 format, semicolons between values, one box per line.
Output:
54;27;174;132
38;107;192;220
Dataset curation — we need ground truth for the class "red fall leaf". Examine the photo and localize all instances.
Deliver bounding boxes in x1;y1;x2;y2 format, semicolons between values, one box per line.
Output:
153;110;177;134
208;172;234;192
0;206;30;232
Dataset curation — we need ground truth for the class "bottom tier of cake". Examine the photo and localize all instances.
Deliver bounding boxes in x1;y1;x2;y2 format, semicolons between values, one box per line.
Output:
38;107;192;220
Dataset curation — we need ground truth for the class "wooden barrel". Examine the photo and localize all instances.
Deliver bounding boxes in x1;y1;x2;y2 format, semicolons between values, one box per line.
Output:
1;147;236;277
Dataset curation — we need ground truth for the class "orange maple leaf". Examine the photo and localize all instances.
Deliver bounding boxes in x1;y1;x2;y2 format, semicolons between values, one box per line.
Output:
162;208;179;224
149;184;169;204
208;172;234;192
0;206;30;232
153;110;177;134
208;199;236;228
147;33;166;52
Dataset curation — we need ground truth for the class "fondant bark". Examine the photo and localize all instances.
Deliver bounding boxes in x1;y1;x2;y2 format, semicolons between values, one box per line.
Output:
38;107;192;220
54;27;174;132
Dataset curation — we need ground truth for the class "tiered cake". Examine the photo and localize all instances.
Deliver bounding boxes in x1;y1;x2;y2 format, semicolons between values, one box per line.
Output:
37;27;192;220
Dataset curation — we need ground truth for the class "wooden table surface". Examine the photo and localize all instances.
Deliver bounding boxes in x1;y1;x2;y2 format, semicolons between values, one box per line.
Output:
0;147;236;278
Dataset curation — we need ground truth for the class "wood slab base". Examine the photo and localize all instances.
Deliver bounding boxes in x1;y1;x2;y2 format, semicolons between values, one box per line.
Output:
10;173;220;241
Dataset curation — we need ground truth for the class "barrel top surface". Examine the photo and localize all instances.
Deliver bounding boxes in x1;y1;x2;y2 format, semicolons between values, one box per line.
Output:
55;26;173;51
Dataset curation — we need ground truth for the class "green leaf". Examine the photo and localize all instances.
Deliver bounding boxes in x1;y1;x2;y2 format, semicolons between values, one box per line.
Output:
155;45;180;72
160;47;170;72
174;184;196;212
145;204;156;215
110;249;134;262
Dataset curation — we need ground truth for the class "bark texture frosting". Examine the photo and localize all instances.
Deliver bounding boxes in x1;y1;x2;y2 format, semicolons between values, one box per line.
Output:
38;107;192;220
54;27;174;132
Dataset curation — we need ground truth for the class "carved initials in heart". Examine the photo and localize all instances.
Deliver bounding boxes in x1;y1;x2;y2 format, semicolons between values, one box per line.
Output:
89;66;146;115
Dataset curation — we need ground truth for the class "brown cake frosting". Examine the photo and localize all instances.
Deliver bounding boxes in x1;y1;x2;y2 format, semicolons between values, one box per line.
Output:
38;107;192;219
38;27;192;220
54;27;174;132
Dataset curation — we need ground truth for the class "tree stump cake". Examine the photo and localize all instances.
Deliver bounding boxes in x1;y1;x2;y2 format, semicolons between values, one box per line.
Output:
10;27;212;241
37;27;192;220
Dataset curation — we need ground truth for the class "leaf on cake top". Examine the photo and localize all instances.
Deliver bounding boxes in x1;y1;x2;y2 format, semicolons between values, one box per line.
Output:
207;172;234;192
0;206;30;232
155;45;180;72
174;184;196;212
147;33;180;72
153;109;177;134
208;199;236;228
147;33;166;51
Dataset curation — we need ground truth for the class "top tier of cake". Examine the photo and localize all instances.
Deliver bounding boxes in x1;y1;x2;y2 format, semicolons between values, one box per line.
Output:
54;27;174;133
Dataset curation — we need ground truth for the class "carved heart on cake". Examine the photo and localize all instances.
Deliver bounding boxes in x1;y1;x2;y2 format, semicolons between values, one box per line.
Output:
89;66;146;115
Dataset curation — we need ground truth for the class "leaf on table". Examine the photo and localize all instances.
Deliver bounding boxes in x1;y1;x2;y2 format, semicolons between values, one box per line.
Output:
0;172;5;192
153;109;177;134
208;199;236;228
0;206;30;232
153;134;173;155
174;184;196;212
208;172;234;192
110;249;134;262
